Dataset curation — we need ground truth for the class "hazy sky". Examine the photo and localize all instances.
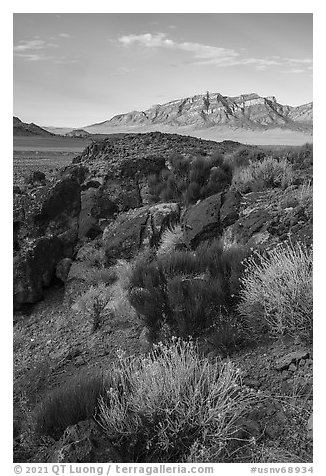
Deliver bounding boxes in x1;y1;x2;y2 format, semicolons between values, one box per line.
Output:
13;13;313;127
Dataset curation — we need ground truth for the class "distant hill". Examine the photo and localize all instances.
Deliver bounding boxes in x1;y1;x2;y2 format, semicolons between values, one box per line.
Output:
13;117;55;137
65;129;90;138
41;125;74;135
82;92;312;145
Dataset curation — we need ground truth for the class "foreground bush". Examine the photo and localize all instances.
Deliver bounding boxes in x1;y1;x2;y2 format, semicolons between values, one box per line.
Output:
98;339;255;462
129;241;249;343
237;243;313;341
34;372;105;440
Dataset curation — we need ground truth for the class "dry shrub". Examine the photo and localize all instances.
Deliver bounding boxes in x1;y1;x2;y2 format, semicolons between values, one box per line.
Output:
157;224;185;256
98;339;255;462
232;157;294;192
74;283;111;331
104;259;138;322
237;243;313;341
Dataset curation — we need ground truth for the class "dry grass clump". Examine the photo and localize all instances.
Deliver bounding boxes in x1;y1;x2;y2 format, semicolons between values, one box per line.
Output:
98;339;255;462
74;283;111;332
295;180;313;206
237;243;313;341
157;224;185;256
103;259;137;322
232;156;294;192
74;259;137;330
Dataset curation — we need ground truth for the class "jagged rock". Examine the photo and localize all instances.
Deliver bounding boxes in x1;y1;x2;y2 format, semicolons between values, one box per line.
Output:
13;175;81;248
103;206;150;262
227;187;313;249
13;175;82;308
275;350;310;371
56;258;73;282
103;202;181;262
181;193;223;247
48;420;122;463
220;190;241;227
235;208;274;244
59;164;89;184
14;236;63;309
32;177;81;237
78;187;102;239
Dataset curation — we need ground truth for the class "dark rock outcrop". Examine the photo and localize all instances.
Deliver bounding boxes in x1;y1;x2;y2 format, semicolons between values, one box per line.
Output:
182;193;223;247
13;174;82;309
219;190;241;227
103;202;181;262
14;236;63;309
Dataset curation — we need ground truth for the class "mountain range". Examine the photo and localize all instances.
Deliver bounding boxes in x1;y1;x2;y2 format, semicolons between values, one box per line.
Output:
15;92;313;145
84;92;312;134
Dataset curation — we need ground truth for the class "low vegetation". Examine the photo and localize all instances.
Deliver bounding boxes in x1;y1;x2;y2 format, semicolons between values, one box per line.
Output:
74;283;111;332
98;339;256;463
34;371;105;440
148;152;233;204
14;135;313;463
237;242;313;341
128;240;250;346
232;156;294;192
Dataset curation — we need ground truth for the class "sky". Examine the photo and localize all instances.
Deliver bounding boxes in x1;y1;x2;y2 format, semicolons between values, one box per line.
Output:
13;13;313;128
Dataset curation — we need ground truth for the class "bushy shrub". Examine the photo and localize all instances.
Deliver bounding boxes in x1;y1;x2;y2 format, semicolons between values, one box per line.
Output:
98;339;255;462
230;146;266;169
129;241;249;341
232;157;293;192
34;371;105;440
270;143;313;170
196;240;249;305
148;152;233;205
237;243;313;341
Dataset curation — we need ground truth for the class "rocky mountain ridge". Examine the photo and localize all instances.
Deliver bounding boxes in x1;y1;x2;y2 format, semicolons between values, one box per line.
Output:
84;92;313;134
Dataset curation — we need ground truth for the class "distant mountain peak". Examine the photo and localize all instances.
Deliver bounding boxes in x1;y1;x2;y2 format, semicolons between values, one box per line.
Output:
84;91;313;136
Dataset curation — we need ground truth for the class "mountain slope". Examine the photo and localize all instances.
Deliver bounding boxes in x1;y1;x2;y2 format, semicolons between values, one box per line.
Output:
13;117;55;137
84;92;313;138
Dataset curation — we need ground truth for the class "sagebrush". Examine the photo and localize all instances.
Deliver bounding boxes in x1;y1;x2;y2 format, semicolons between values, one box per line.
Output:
237;243;313;341
98;339;255;462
